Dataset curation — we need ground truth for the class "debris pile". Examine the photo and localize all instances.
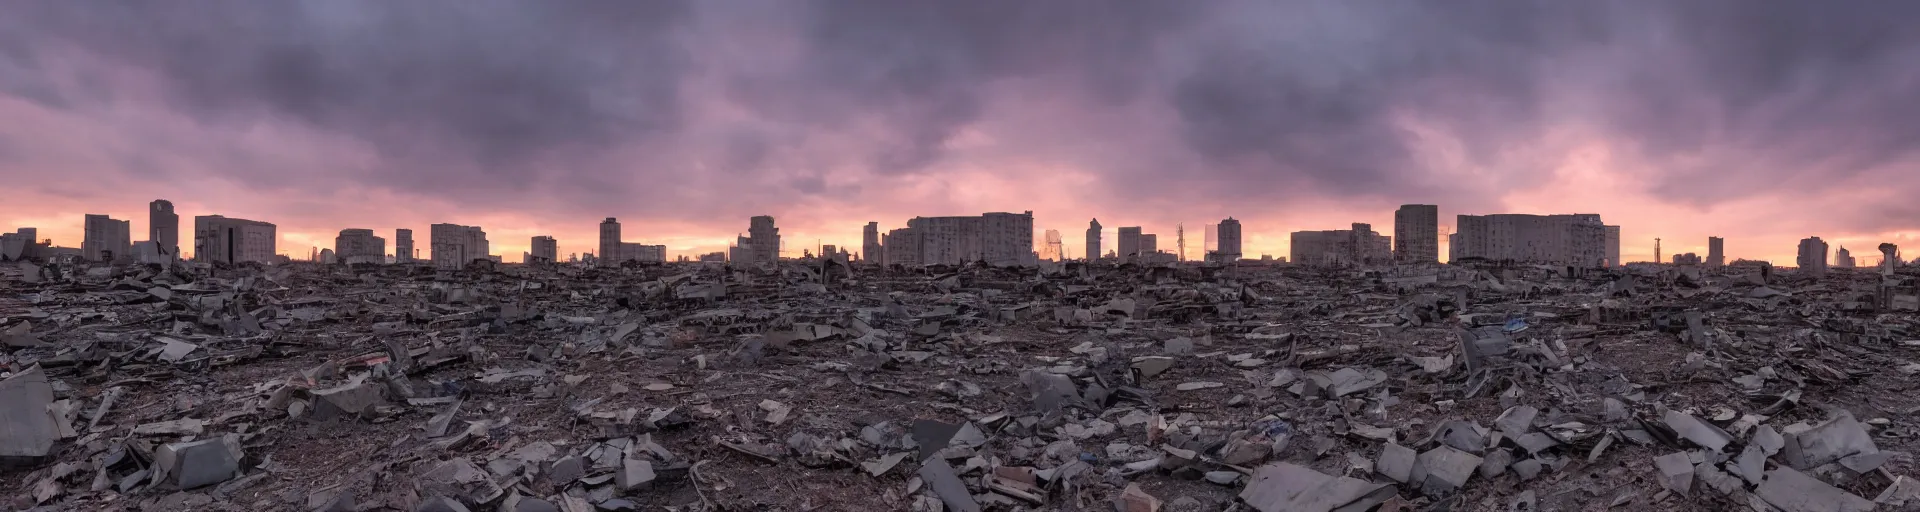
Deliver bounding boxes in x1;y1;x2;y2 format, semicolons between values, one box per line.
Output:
0;258;1916;511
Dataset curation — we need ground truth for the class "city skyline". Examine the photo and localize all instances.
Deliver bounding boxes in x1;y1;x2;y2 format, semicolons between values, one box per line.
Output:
6;3;1920;265
11;197;1909;268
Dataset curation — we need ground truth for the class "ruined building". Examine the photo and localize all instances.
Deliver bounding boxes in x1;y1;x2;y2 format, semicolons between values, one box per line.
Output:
1393;205;1438;263
1450;213;1608;266
429;223;489;269
333;229;387;264
194;215;277;264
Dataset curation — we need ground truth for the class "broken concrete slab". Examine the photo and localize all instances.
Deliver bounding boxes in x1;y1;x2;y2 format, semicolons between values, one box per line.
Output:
1781;413;1878;470
616;458;654;490
1755;466;1875;512
1115;483;1162;512
1663;410;1733;452
1239;461;1396;512
1654;452;1695;496
1494;405;1537;437
0;365;59;464
311;381;387;421
917;459;981;512
153;437;242;489
1376;443;1416;483
1415;446;1482;496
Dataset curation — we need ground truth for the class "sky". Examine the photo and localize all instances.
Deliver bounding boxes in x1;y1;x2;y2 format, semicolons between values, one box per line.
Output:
5;1;1920;265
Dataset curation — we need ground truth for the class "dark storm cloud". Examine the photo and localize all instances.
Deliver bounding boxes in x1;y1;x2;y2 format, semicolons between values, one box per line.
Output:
4;0;1920;218
3;1;691;189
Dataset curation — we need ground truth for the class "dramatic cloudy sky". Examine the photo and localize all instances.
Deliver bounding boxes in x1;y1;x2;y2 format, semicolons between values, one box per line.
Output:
5;1;1919;264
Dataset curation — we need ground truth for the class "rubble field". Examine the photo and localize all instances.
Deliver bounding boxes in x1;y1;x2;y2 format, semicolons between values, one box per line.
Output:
2;258;1919;512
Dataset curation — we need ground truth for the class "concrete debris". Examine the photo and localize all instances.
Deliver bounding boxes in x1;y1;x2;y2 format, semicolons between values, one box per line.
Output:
0;246;1914;510
1755;466;1876;512
0;365;59;463
1239;461;1395;512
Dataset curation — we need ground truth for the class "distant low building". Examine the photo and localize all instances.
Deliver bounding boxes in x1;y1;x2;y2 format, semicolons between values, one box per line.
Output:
430;223;489;269
83;214;132;262
529;236;558;263
1291;223;1391;266
194;215;277;264
335;229;386;264
1451;213;1607;266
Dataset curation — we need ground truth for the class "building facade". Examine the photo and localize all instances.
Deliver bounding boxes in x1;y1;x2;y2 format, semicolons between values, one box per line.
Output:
1835;247;1855;269
150;200;179;257
744;216;781;265
1290;223;1392;266
1452;213;1609;266
82;214;131;262
1116;227;1142;262
194;215;277;264
1797;237;1828;276
334;228;386;264
530;236;558;263
1393;205;1438;263
395;229;415;263
430;223;489;269
1085;219;1102;262
1707;237;1725;267
1041;229;1063;261
0;228;39;261
1214;218;1243;263
599;218;621;267
863;222;883;264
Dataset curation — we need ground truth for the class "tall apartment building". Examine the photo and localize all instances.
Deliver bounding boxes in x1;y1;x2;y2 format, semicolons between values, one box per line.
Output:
1605;226;1622;267
529;236;558;263
395;229;414;263
149;200;179;256
863;222;883;263
430;223;489;269
747;216;781;265
599;218;621;267
334;228;386;264
1141;234;1159;255
1393;204;1438;263
881;229;923;266
82;214;132;262
1707;237;1725;267
980;211;1034;266
1835;247;1855;269
621;243;666;263
194;215;277;264
1797;237;1828;276
881;212;1034;266
1085;219;1102;262
1451;213;1609;266
1290;223;1391;266
1214;218;1243;263
1116;227;1143;262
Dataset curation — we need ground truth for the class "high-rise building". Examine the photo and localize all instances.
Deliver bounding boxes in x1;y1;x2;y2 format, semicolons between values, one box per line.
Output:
194;215;277;264
395;229;415;263
1141;234;1159;256
149;200;179;257
1797;237;1828;276
881;228;923;266
430;223;489;269
530;236;558;263
1451;213;1608;266
599;218;621;267
980;211;1034;266
334;229;386;264
863;222;883;263
1707;237;1725;267
1605;226;1621;267
1393;205;1438;263
82;214;132;262
748;216;781;265
1117;227;1142;262
1290;224;1392;266
1215;218;1243;263
1085;219;1102;262
1835;247;1855;269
